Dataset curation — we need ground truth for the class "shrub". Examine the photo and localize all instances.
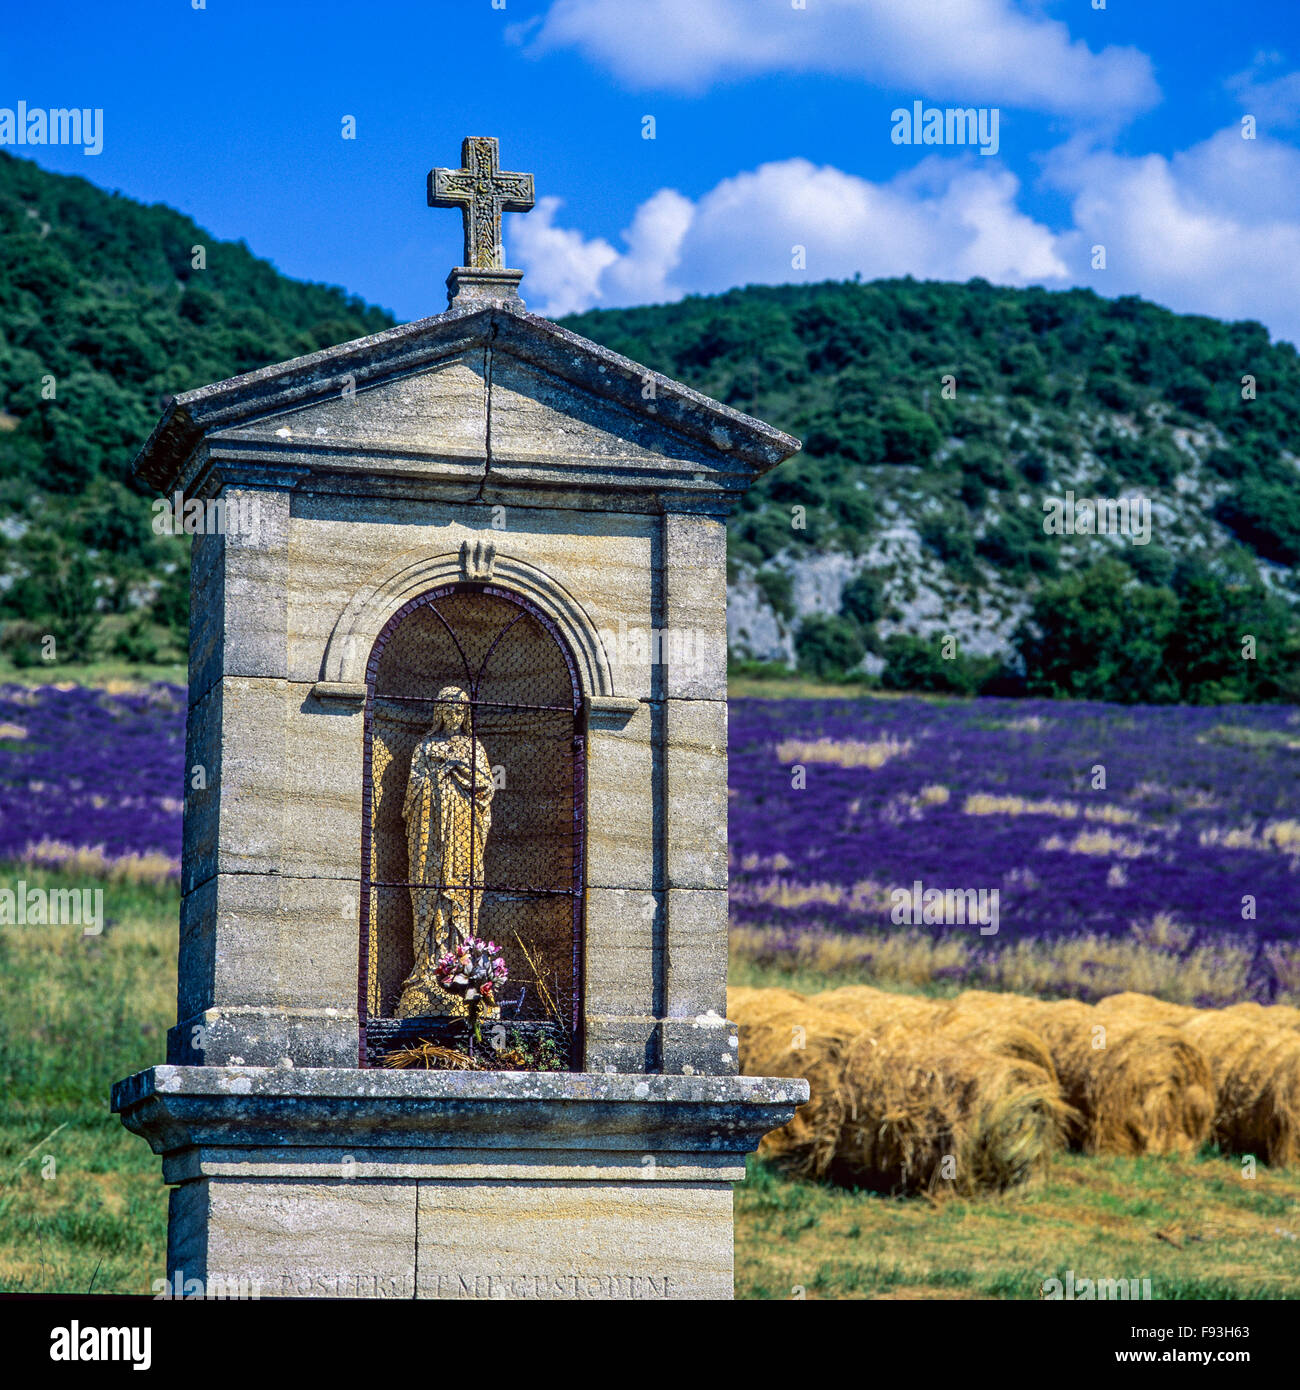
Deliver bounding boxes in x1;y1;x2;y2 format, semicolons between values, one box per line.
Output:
0;619;49;668
1015;561;1179;703
918;509;976;580
110;613;161;664
840;570;883;627
880;633;979;695
1214;481;1300;566
795;615;866;680
754;568;795;621
877;399;941;465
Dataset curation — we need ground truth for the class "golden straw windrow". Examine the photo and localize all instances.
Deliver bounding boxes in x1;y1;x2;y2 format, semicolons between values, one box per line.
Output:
733;984;1300;1179
729;985;1066;1195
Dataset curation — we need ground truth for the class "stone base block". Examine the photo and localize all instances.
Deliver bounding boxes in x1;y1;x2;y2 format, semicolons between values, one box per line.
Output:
169;1178;415;1299
582;1014;662;1073
583;1015;740;1076
113;1067;806;1301
168;1006;357;1068
415;1182;733;1300
661;1016;740;1076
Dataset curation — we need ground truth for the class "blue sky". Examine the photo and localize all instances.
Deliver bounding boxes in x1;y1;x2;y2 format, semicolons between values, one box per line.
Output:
4;0;1300;342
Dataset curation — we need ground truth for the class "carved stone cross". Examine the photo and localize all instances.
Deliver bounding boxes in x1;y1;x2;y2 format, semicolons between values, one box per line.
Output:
428;137;535;270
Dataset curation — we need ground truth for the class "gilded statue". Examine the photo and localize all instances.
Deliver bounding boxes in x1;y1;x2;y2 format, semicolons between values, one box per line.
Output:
394;685;495;1018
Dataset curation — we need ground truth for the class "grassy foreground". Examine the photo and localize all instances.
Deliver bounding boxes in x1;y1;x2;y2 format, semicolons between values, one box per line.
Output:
1;866;1297;1298
0;657;188;690
737;1154;1300;1300
0;868;174;1293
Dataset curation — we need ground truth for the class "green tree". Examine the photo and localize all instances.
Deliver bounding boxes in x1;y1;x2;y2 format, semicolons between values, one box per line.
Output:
840;569;883;627
880;634;979;694
794;615;865;680
5;535;101;662
1167;558;1298;703
876;398;941;465
1016;561;1179;703
1215;481;1300;565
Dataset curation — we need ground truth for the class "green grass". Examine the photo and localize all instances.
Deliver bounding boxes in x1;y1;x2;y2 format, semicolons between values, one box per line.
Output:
736;1153;1300;1300
729;921;1289;1008
726;672;963;702
3;864;1299;1299
0;657;187;689
0;867;177;1293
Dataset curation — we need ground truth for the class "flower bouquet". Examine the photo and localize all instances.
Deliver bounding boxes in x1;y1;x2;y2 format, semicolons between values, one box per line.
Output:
434;936;508;1045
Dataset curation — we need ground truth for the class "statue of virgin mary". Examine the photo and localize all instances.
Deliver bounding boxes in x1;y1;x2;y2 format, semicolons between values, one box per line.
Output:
394;685;495;1018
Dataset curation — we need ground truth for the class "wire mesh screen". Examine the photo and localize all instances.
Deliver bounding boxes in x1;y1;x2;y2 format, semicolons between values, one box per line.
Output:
360;582;584;1063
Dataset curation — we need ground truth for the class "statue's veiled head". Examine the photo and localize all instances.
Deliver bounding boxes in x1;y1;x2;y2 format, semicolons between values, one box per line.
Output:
433;685;470;733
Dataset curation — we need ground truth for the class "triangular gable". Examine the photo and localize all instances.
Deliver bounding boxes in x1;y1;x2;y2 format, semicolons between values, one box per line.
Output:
133;301;799;495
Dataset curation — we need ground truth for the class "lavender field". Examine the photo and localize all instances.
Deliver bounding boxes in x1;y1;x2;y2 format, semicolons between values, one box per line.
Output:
1;683;1297;1004
0;683;183;883
730;697;1300;1006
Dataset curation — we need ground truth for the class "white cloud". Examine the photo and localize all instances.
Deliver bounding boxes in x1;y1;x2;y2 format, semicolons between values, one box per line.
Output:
513;189;693;316
515;155;1068;316
1045;128;1300;344
510;196;618;318
517;0;1158;120
1228;53;1300;127
516;131;1300;348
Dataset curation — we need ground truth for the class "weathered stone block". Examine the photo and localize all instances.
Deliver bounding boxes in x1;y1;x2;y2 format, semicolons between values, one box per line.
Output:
170;1178;416;1299
583;887;659;1018
582;1015;662;1074
182;681;222;893
185;678;366;890
285;499;654;694
664;698;729;889
585;702;658;890
176;871;359;1021
186;487;292;706
187;524;225;709
259;350;489;461
168;1004;358;1069
660;1017;740;1078
662;512;728;700
664;887;729;1020
185;676;288;883
282;688;365;879
416;1182;732;1300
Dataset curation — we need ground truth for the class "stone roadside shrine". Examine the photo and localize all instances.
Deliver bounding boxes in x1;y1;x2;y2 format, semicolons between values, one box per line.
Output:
112;137;807;1301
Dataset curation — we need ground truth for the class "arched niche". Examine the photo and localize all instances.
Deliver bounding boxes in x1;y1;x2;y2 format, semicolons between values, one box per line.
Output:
358;581;585;1068
316;545;615;702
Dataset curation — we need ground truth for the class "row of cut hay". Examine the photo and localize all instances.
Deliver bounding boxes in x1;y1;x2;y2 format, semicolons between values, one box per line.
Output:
820;984;1061;1086
1100;991;1300;1036
1223;1001;1300;1033
729;986;1067;1195
828;985;1296;1165
727;986;860;1181
1022;1000;1212;1157
836;1023;1067;1194
831;986;1212;1157
1179;1012;1300;1166
1098;992;1300;1165
935;993;1214;1156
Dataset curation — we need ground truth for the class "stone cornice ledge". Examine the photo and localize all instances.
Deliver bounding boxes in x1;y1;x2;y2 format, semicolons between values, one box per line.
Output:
309;680;368;705
112;1066;807;1161
585;694;641;729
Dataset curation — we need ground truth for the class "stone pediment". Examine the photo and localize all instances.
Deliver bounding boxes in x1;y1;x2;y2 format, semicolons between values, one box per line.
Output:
134;300;800;505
